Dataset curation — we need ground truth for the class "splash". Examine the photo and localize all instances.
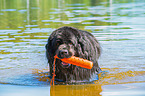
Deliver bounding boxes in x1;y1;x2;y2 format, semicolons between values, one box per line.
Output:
33;68;145;86
94;68;145;85
32;69;50;82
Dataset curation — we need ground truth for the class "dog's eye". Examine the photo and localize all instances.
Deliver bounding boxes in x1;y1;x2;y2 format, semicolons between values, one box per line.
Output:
56;42;60;45
56;40;62;46
68;40;73;45
56;42;59;46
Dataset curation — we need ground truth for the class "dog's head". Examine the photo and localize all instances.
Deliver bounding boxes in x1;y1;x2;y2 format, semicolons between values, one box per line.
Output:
46;27;81;68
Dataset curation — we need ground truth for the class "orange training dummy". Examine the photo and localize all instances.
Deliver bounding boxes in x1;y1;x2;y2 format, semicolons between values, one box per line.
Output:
54;55;93;69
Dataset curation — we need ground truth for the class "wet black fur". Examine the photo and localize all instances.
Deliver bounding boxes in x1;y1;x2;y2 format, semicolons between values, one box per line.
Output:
45;26;101;82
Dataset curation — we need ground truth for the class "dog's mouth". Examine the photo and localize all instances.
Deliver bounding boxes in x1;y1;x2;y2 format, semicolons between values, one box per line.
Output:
61;61;71;68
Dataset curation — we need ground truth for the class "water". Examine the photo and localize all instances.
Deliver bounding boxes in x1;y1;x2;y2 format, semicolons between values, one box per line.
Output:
0;0;145;96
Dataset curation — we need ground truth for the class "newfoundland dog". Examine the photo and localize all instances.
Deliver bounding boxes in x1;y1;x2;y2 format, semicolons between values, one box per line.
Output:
45;26;101;82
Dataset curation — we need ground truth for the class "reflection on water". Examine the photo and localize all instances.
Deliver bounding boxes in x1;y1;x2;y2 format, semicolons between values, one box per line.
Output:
0;0;145;95
50;84;102;96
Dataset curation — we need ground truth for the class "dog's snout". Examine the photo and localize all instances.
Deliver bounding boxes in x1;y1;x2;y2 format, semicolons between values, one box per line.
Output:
57;44;73;59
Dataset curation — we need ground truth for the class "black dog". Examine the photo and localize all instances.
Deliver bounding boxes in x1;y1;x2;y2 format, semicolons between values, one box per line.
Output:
45;26;101;82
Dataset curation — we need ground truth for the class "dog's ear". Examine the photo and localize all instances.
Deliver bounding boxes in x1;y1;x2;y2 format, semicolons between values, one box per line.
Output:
78;39;84;53
45;44;49;59
77;38;89;59
45;44;48;49
45;43;54;65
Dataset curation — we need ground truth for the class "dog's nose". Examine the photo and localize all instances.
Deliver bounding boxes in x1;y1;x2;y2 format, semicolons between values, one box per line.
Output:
60;50;68;56
58;50;69;59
